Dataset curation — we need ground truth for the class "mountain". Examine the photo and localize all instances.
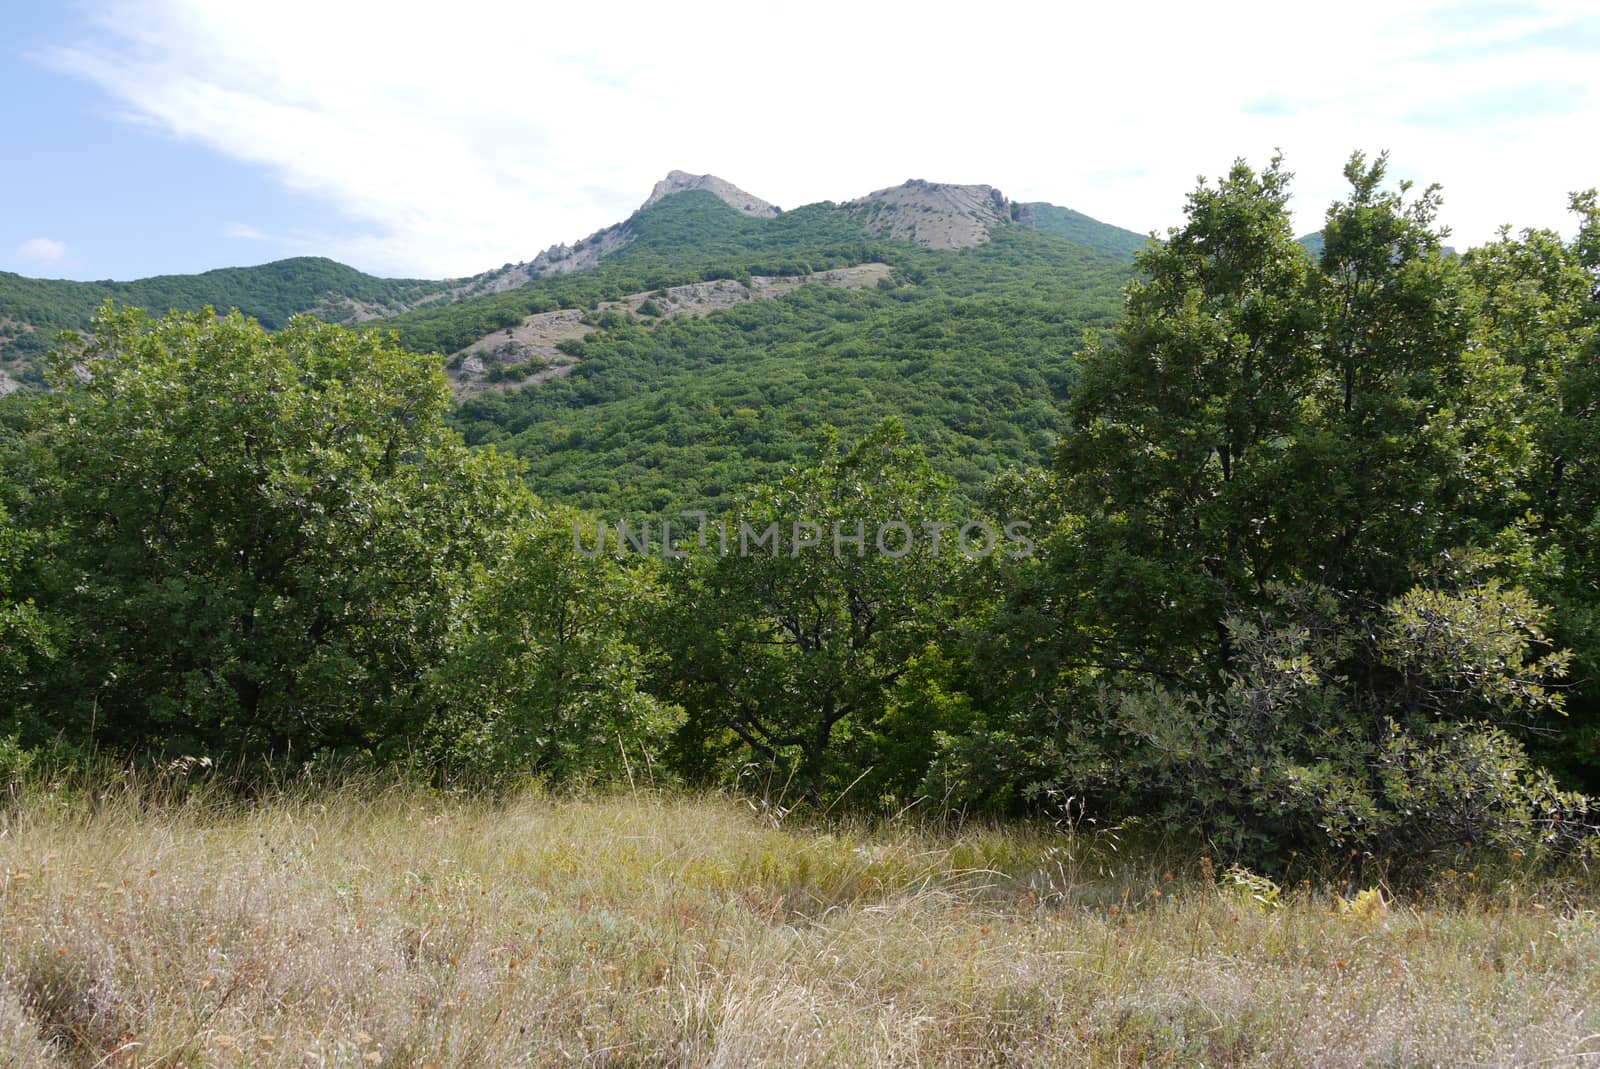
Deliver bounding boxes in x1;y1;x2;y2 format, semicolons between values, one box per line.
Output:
1;172;1144;506
842;179;1025;250
1027;203;1151;261
0;258;454;393
0;169;1140;376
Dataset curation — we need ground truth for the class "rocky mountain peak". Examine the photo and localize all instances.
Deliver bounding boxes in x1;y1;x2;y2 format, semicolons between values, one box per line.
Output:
843;179;1025;249
642;171;780;218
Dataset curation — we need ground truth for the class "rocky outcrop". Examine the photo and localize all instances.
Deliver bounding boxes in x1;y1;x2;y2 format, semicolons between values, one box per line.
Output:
842;179;1019;250
524;222;636;278
642;171;780;218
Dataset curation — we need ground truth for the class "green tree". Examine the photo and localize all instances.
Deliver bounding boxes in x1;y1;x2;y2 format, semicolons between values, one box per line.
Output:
10;305;526;760
1055;154;1316;683
1465;190;1600;784
938;155;1584;857
424;504;676;785
656;421;965;790
1295;152;1530;596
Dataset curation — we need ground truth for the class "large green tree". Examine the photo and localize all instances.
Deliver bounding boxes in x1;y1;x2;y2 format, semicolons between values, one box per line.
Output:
9;305;527;760
937;155;1584;857
1055;155;1316;683
1055;152;1533;684
656;421;968;790
1464;191;1600;784
1295;154;1530;595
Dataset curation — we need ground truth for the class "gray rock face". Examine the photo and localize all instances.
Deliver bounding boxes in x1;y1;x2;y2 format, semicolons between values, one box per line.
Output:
642;171;780;218
843;179;1020;249
526;222;636;277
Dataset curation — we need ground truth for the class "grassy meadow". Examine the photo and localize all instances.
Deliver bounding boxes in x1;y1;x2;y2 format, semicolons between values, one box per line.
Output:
1;783;1598;1068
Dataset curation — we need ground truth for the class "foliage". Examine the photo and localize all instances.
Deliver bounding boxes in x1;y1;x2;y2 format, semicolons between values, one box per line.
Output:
0;158;1596;872
0;257;448;367
452;222;1129;514
374;193;891;357
1026;201;1153;261
652;421;968;789
0;494;55;724
1462;191;1600;782
4;306;528;761
929;154;1594;860
1052;154;1320;683
423;505;675;785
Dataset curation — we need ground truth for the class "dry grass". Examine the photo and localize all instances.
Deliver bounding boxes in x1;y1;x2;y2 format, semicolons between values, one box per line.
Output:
1;783;1597;1068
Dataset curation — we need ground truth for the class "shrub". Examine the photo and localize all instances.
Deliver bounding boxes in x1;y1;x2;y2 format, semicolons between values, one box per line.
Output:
932;580;1593;865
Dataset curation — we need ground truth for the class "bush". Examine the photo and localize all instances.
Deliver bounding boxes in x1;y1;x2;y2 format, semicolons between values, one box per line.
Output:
932;580;1593;865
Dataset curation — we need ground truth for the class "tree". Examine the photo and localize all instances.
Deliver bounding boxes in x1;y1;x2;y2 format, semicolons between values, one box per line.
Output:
1055;155;1317;684
1294;152;1530;596
655;421;965;790
9;305;527;760
424;504;675;785
938;155;1584;858
1464;190;1600;785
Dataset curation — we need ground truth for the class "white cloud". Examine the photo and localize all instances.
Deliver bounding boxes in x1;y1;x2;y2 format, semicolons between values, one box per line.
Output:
44;0;1600;276
15;237;69;267
222;222;270;241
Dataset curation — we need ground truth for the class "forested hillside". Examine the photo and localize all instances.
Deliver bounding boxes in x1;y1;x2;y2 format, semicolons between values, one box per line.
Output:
371;193;897;358
4;156;1598;874
1025;201;1151;260
444;196;1131;512
0;257;450;381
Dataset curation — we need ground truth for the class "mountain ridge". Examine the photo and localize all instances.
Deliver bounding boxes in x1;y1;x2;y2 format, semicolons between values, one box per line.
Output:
0;169;1144;392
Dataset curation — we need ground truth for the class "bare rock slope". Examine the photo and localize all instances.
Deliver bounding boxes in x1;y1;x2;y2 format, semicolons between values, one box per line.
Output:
642;171;780;218
844;179;1026;250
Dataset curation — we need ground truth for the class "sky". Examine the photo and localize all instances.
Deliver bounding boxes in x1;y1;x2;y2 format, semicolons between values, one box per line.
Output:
3;0;1598;281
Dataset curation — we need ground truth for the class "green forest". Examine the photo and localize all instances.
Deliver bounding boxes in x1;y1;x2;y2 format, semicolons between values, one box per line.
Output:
449;198;1131;513
2;152;1599;873
0;256;451;388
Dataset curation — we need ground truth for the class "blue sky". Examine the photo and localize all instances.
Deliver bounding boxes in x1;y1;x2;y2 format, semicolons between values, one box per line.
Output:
1;5;355;279
4;0;1597;281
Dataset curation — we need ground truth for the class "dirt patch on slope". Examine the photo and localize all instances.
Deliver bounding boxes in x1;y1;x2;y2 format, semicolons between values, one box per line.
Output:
448;263;892;396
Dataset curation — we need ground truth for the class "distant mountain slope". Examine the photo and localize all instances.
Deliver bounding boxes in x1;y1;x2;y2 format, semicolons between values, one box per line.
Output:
1026;203;1151;261
446;263;892;396
0;257;451;389
449;217;1134;513
375;191;889;358
1295;231;1454;261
